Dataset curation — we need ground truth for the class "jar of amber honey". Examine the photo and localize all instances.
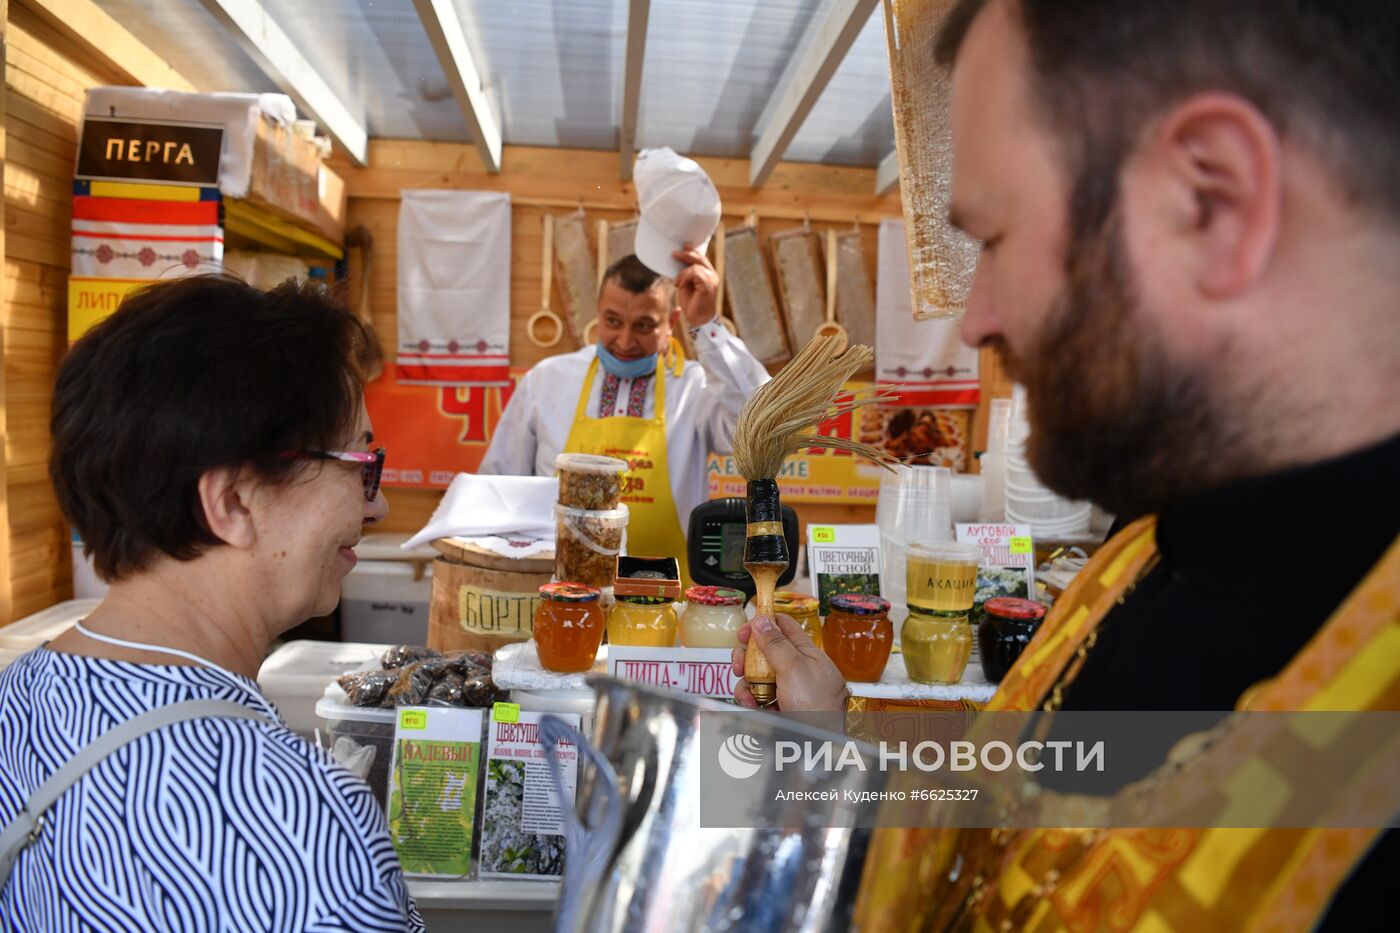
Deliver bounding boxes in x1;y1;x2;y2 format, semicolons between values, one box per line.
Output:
608;595;679;647
773;591;822;649
823;594;892;683
534;582;606;673
902;608;972;684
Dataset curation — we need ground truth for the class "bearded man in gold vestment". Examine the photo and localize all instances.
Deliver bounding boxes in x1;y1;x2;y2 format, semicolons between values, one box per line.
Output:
731;1;1400;929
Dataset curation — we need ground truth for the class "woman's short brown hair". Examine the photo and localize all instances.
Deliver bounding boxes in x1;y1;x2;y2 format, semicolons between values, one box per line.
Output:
50;274;379;581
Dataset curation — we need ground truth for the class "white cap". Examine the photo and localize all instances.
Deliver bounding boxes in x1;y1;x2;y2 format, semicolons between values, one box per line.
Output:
632;147;722;278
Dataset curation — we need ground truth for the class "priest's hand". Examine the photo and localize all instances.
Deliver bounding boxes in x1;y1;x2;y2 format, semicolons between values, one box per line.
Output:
673;247;720;328
731;613;849;712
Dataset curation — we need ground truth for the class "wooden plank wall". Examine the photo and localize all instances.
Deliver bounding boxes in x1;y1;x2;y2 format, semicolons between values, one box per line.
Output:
1;3;130;621
331;140;912;537
0;0;10;625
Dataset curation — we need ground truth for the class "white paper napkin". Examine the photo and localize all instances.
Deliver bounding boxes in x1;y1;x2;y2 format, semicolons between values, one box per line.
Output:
403;473;559;549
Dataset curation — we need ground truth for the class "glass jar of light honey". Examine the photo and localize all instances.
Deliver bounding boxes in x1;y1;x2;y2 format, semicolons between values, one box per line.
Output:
534;582;606;673
902;608;972;684
608;595;679;647
773;591;822;649
823;594;893;683
679;586;747;648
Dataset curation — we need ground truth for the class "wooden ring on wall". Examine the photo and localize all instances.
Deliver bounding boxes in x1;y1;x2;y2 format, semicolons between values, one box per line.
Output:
583;319;599;345
815;320;849;354
527;309;565;348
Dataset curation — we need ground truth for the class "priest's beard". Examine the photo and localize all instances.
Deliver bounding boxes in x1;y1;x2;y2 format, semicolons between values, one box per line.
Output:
992;212;1246;518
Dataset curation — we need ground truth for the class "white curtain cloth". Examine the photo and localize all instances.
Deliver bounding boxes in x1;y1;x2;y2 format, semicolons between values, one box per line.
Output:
397;190;512;386
876;219;980;408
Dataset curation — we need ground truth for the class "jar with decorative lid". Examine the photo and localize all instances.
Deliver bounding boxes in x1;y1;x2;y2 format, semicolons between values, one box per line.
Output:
823;594;893;682
679;586;747;648
978;596;1047;682
902;608;973;685
534;582;605;673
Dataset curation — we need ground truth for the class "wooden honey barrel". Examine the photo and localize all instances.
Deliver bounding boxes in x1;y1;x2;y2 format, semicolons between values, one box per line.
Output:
427;537;555;654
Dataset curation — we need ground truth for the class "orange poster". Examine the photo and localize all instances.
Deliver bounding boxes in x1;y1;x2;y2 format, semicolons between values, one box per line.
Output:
365;365;524;488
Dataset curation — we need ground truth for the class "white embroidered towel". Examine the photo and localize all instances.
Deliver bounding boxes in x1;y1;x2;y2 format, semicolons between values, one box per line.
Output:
876;219;980;408
397;190;512;386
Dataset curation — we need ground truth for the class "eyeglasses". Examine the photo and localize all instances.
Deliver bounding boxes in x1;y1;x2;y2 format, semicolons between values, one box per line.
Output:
280;447;386;502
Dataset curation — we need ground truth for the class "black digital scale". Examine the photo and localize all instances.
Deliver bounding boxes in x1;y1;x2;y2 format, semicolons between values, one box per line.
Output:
687;497;799;597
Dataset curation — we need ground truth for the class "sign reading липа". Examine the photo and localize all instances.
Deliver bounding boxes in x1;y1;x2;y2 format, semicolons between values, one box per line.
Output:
76;117;224;186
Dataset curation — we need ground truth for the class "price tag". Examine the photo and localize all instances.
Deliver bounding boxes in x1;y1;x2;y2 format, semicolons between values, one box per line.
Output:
812;526;836;543
398;709;427;730
492;701;520;723
1009;536;1033;555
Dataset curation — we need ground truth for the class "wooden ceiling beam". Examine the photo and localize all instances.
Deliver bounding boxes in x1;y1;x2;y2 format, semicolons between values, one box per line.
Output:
18;0;196;91
875;147;899;195
197;0;369;165
411;0;502;174
619;0;651;181
748;0;879;188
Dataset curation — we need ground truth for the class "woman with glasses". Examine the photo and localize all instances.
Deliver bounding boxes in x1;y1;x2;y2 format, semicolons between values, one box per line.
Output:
0;275;421;930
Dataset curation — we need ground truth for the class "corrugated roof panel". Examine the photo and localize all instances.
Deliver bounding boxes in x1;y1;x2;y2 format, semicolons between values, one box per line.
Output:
260;0;468;142
94;0;895;166
95;0;277;99
457;0;624;150
785;8;892;165
636;0;823;159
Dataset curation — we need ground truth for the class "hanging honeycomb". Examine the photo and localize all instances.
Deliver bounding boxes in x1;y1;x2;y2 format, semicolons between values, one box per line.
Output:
883;0;982;320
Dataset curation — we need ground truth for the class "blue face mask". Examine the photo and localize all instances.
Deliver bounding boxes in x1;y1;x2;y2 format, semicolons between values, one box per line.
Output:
596;342;659;379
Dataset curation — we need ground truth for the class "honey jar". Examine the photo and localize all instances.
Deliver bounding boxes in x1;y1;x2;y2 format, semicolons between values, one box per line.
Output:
773;591;822;649
902;608;972;685
608;595;679;647
823;594;893;683
978;597;1046;682
679;586;747;648
533;582;606;673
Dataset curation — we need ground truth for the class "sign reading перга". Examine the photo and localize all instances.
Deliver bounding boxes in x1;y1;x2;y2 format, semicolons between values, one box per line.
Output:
77;117;223;186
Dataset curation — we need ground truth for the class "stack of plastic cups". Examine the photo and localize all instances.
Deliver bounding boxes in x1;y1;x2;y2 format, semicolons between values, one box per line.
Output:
978;397;1013;522
879;465;955;646
877;464;912;630
1001;387;1091;537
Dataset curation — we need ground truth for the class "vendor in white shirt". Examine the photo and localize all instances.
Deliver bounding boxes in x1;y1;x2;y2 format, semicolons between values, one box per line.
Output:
479;246;769;587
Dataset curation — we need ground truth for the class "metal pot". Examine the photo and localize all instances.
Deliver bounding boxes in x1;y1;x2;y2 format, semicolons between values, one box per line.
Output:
541;677;885;933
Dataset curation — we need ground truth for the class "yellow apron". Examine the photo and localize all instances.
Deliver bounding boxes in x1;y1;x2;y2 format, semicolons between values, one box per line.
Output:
853;519;1400;932
563;354;693;588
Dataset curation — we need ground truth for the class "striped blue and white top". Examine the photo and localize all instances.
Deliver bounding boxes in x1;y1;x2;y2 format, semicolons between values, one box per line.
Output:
0;648;424;932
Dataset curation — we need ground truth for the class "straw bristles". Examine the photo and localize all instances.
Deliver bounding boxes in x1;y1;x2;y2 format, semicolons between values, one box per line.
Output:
732;335;899;482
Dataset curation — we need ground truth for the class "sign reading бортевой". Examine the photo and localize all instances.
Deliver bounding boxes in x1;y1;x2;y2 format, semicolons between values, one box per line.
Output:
77;117;223;186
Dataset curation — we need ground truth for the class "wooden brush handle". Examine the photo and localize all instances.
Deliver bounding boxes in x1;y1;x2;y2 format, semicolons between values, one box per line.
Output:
743;562;784;706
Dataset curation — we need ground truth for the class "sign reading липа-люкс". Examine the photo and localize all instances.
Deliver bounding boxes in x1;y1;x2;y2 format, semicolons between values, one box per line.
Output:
607;646;737;699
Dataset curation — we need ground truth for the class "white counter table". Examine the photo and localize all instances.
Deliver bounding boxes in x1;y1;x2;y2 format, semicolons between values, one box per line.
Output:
407;878;558;931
